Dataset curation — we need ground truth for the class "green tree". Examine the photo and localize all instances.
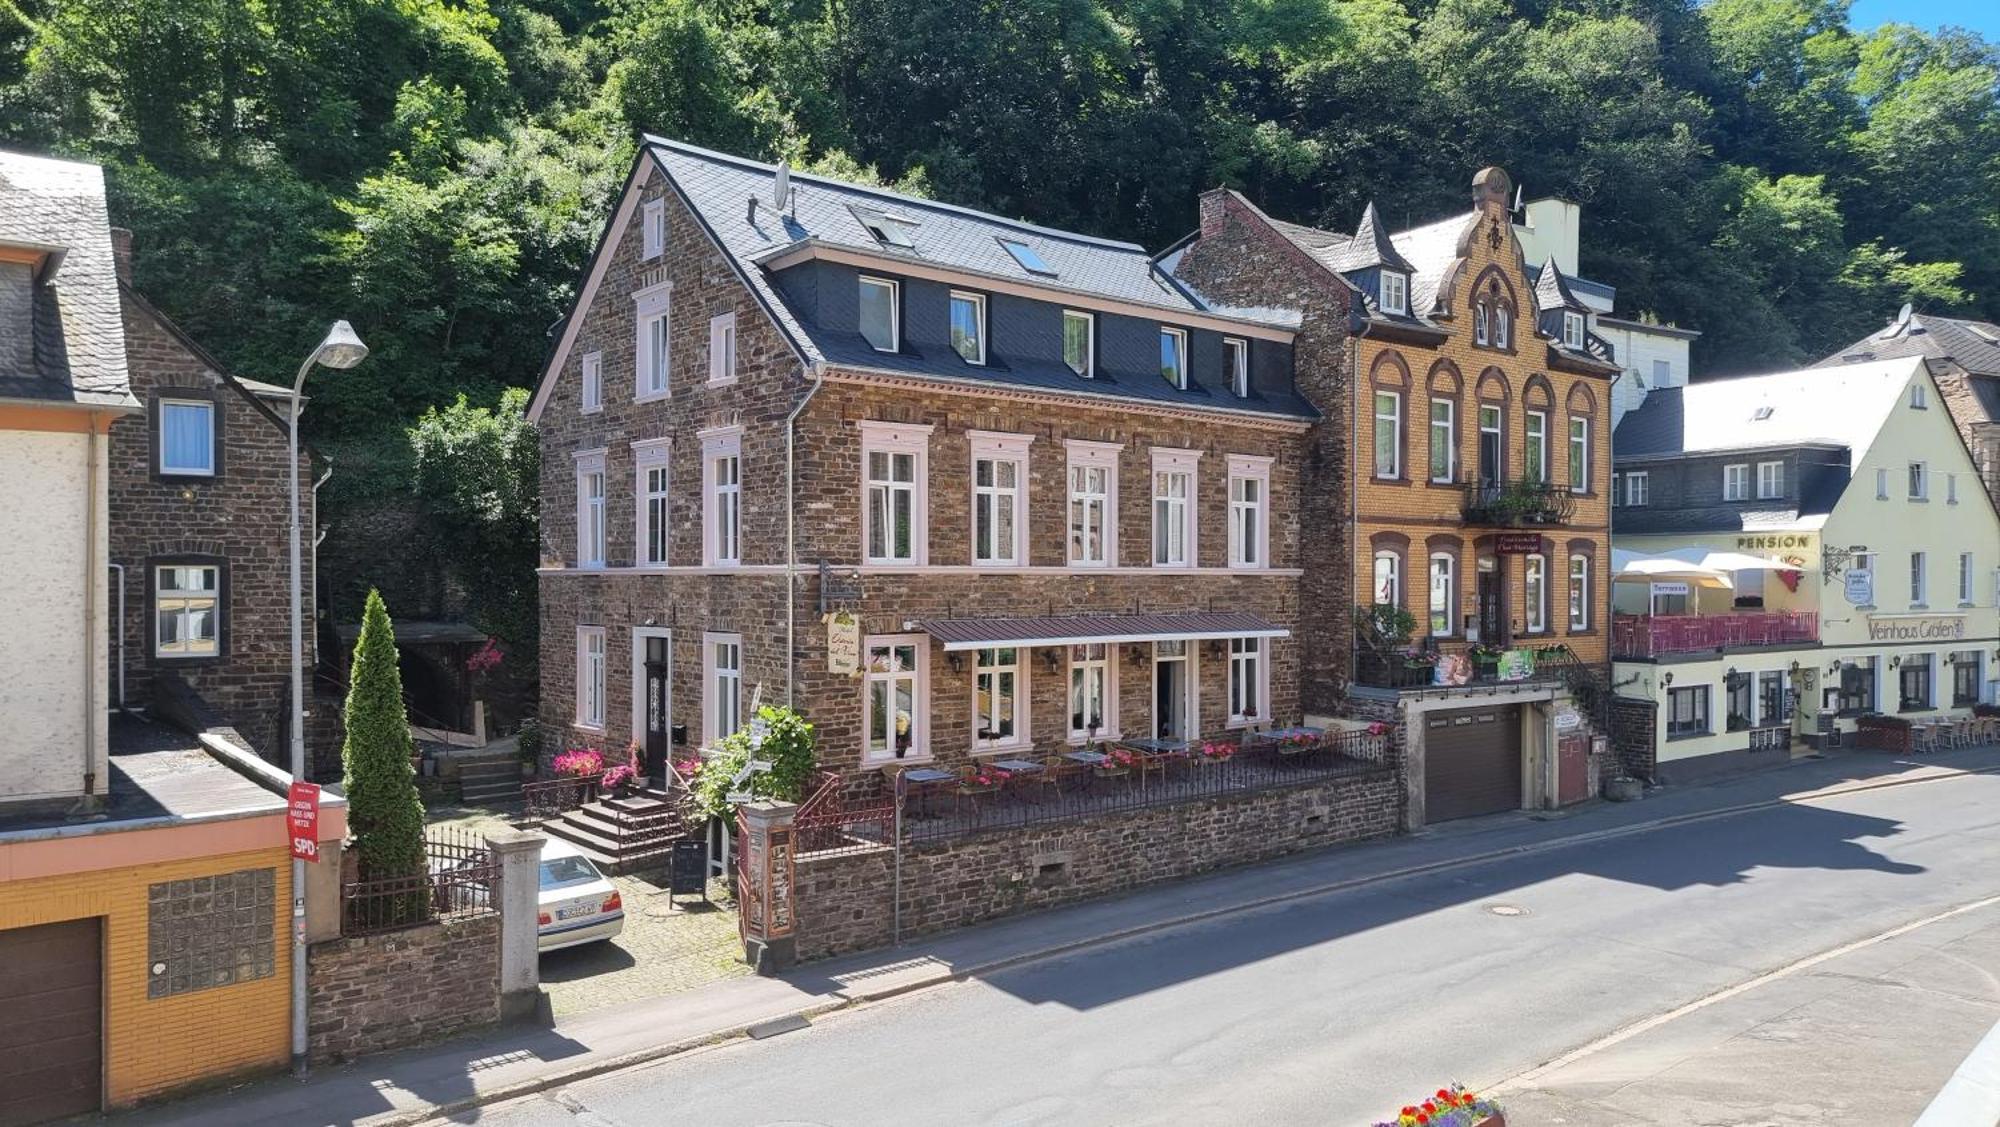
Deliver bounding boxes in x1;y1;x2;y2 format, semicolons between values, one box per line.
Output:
341;588;426;881
408;387;541;646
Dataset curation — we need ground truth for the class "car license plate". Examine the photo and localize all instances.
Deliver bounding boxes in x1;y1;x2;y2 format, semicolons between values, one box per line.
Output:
556;904;593;921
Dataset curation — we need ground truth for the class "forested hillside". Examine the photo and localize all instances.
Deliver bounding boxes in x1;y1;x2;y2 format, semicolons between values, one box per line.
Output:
3;0;1994;637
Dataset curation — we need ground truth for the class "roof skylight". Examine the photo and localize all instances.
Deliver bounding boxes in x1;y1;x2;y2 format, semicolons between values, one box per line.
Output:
999;238;1056;277
850;204;918;249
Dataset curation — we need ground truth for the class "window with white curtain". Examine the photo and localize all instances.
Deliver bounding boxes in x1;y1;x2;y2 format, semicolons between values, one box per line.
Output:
1524;553;1547;633
1068;643;1115;740
575;449;606;568
705;633;742;745
1430;398;1456;483
1067;441;1120;566
576;626;606;729
1428;553;1455;636
634;284;671;399
971;431;1030;566
159;399;215;475
1568;554;1589;631
708;313;737;386
700;427;741;566
1228;455;1271;569
1228;637;1266;726
634;439;671;566
860;421;930;566
1151;449;1198;568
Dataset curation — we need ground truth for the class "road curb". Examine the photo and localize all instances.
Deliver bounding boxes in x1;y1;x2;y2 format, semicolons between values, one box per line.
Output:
405;757;1998;1125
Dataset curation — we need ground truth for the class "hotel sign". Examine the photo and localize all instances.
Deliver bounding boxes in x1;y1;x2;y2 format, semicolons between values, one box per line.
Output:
1866;613;1967;642
1735;533;1816;553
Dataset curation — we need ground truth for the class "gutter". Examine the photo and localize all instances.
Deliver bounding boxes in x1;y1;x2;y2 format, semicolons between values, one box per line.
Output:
785;361;828;709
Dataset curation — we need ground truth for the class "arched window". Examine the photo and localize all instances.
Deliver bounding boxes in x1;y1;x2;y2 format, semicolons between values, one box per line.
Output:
1370;352;1411;481
1495;304;1512;349
1426;534;1463;637
1426;361;1463;484
1373;551;1401;607
1566;384;1597;494
1523;552;1547;634
1474;303;1489;346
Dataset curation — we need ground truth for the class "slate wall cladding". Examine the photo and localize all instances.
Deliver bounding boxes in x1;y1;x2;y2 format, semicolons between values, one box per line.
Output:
146;866;277;998
108;285;313;760
305;914;501;1063
792;768;1402;962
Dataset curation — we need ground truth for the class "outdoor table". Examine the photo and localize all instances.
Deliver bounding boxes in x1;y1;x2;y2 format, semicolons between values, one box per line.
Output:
900;766;956;817
1253;725;1325;744
1062;749;1109;766
1116;738;1189;756
991;758;1042;773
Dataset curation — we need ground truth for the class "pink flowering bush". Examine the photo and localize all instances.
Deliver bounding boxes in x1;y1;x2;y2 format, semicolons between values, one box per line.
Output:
1367;721;1389;737
552;749;604;778
964;766;1011;788
601;764;636;791
465;637;503;674
1199;740;1236;760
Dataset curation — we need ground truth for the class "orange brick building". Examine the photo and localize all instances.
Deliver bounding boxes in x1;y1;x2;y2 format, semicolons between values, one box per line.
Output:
1170;167;1620;826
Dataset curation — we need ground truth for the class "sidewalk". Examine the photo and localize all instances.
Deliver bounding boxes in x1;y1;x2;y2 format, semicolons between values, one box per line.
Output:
121;746;2000;1127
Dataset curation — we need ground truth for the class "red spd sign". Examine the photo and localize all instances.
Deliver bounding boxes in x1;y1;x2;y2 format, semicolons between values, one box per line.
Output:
288;781;321;863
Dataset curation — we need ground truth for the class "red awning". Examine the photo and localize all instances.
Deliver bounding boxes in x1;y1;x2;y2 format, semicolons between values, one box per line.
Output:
908;611;1288;652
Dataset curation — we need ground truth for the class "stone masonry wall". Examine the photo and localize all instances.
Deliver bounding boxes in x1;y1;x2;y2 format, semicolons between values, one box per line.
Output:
793;768;1401;962
1610;694;1657;780
109;283;314;761
306;913;501;1063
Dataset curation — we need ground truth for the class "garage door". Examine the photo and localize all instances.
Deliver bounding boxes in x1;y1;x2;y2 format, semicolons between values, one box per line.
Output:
0;919;102;1127
1425;705;1523;822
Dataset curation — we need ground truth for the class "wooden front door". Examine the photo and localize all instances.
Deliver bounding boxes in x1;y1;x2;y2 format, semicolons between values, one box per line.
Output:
1476;559;1505;644
642;636;670;781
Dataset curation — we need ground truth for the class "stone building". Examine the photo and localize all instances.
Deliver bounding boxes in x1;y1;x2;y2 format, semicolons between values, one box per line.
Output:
1167;167;1620;825
528;138;1319;798
106;237;320;764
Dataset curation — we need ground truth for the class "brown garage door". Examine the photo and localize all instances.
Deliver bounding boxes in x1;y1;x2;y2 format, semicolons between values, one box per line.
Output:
0;918;102;1127
1425;705;1523;822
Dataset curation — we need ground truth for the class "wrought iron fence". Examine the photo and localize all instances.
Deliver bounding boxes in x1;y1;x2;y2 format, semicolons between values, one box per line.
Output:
795;770;898;856
522;775;598;820
340;827;501;937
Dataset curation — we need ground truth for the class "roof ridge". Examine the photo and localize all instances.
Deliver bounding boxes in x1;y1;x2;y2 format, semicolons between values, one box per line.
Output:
643;134;1147;254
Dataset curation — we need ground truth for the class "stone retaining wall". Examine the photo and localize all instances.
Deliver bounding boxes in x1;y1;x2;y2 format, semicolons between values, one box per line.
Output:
307;914;501;1063
794;769;1401;963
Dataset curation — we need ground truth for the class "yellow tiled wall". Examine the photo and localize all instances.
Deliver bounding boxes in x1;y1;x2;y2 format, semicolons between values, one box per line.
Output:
0;845;291;1106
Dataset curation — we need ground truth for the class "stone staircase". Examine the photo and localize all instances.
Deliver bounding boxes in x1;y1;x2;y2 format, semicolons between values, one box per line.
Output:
540;789;685;874
456;752;525;806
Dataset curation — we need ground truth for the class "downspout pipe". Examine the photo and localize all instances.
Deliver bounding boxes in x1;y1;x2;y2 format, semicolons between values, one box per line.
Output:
109;562;125;711
784;361;827;709
83;423;101;799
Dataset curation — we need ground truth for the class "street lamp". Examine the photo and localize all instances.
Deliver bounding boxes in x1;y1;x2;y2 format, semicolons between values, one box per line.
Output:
288;320;366;1078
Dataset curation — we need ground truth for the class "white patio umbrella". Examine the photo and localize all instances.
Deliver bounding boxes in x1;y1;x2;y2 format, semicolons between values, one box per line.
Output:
1658;547;1798;573
1610;549;1735;589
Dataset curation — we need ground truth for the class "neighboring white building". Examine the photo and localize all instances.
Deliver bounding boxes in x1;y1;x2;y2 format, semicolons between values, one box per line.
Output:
1515;197;1698;426
0;152;138;810
1610;357;2000;782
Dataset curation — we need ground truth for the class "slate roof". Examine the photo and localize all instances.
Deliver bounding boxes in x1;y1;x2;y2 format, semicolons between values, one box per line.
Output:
1533;257;1588;312
1614;357;1924;466
0;150;134;409
1815;310;2000;376
645;137;1309;419
1613;506;1823;537
1320;202;1417;274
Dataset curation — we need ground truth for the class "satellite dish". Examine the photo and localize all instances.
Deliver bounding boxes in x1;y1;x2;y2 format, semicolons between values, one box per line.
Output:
1896;301;1914;326
772;163;791;211
1512;183;1524;214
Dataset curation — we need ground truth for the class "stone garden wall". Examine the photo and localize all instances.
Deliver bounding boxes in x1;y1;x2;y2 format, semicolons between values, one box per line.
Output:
793;768;1401;963
306;914;501;1063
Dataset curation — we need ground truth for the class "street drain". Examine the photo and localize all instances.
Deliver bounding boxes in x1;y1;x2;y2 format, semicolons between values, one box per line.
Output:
1487;904;1529;917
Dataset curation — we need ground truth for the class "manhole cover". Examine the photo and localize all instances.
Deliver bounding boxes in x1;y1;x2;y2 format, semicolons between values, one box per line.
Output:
1487;904;1528;917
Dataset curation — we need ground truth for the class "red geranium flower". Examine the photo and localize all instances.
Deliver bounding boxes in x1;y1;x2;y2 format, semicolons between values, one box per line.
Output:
1436;1090;1451;1101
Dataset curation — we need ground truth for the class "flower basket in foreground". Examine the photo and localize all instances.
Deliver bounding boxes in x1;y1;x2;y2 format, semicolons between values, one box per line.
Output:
1376;1085;1502;1127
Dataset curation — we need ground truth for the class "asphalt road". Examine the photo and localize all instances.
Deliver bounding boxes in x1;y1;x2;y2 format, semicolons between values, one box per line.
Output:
455;771;2000;1126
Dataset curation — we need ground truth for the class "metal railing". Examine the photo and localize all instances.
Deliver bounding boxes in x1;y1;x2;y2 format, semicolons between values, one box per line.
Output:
521;775;599;819
1611;612;1819;659
340;826;500;937
1459;477;1578;527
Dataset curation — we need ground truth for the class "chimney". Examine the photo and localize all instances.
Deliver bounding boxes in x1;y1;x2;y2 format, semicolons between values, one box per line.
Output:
1198;188;1230;238
110;227;133;284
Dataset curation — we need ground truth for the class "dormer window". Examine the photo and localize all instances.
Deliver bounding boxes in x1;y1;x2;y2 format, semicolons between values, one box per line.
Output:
1380;272;1408;316
1225;338;1249;397
851;204;918;249
999;238;1056;277
859;276;899;352
949;290;986;365
1160;328;1188;390
1562;312;1585;350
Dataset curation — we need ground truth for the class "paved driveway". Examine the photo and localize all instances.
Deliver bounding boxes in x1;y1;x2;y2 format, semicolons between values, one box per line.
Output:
539;873;748;1017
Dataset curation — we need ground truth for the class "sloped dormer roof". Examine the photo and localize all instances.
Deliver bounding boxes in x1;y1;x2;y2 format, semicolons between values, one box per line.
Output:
1533;256;1588;314
1320;202;1417;275
0;150;134;410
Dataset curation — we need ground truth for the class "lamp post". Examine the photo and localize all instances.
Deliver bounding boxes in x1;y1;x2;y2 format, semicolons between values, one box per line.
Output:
288;320;367;1078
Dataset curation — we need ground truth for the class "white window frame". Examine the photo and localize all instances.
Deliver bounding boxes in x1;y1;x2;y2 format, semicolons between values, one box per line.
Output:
700;425;743;567
1494;304;1512;349
1160;327;1188;390
859;420;932;566
1063;309;1094;377
1624;471;1649;507
1524;553;1548;633
575;626;606;731
1225;337;1249;397
1066;439;1122;567
640;197;665;260
1567;415;1588;493
1568;553;1589;632
1723;463;1749;501
1909;461;1929;500
1756;460;1784;500
634;282;672;401
1226;637;1269;728
949;290;987;365
972;646;1029;753
1877;467;1890;500
1380;271;1408;316
1524;410;1548;483
1474;304;1490;346
1961;552;1975;604
154;563;221;657
1912;550;1928;606
707;312;737;387
1227;453;1272;570
158;398;216;476
1911;382;1929;409
1948;473;1960;504
633;438;671;567
970;430;1032;567
580;351;603;414
1151;447;1200;569
1374;390;1402;479
858;275;900;353
703;632;743;747
1430;398;1457;484
1373;550;1400;606
1428;553;1456;636
862;634;928;764
574;448;607;569
1067;642;1118;742
1562;311;1584;350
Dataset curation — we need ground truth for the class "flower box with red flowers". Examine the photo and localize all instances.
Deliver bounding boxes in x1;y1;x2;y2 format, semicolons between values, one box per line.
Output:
1375;1085;1502;1127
